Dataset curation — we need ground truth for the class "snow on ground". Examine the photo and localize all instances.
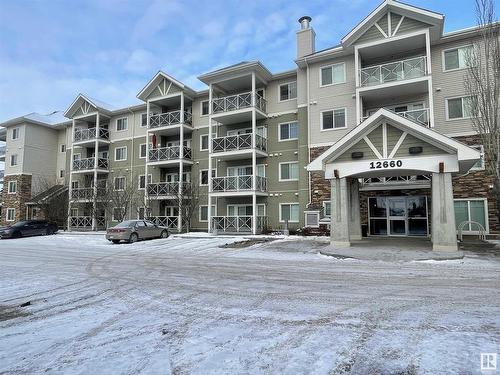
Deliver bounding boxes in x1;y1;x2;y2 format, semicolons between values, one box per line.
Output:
0;234;499;374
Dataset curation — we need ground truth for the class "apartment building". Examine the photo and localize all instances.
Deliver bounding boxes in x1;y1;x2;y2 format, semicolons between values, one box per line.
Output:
0;0;496;246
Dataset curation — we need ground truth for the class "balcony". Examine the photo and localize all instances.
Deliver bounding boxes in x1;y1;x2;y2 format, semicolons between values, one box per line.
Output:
147;182;191;198
211;175;267;195
211;134;267;159
148;146;192;164
74;128;109;144
147;216;178;229
359;56;427;88
211;92;267;123
211;216;267;234
364;108;430;127
71;187;106;200
69;216;106;229
72;157;109;172
149;110;192;132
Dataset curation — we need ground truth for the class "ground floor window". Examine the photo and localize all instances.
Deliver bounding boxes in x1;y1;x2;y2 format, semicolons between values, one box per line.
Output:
280;203;299;223
227;204;266;217
6;208;15;222
454;199;488;232
199;205;215;222
323;201;331;217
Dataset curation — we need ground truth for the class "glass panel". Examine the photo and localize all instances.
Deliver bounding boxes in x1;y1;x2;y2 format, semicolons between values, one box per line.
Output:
332;64;345;83
408;219;427;236
454;201;469;229
321;67;332;85
333;109;346;128
257;205;265;216
290;204;300;221
280;164;289;180
389;199;406;217
280;84;289;101
280;124;289;140
289;122;299;139
257;165;265;177
407;197;427;218
469;200;486;229
445;49;459;70
390;220;406;235
322;111;334;129
448;98;463;119
370;219;387;235
369;198;386;217
289;81;297;99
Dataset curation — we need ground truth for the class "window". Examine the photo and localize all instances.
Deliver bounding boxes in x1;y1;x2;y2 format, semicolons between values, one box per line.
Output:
279;121;299;141
114;176;126;191
201;100;209;116
59;170;65;178
471;145;485;170
12;127;20;140
116;117;128;131
321;108;346;130
279;162;299;181
115;146;127;161
141;113;148;127
323;201;331;217
138;174;152;189
446;96;474;120
443;45;473;71
8;181;17;194
73;153;81;161
139;143;147;158
71;181;79;189
113;207;125;221
10;154;18;166
280;203;299;223
200;134;209;151
199;205;215;222
200;169;215;186
137;207;146;220
6;208;15;222
320;63;346;86
70;208;79;217
279;81;297;101
454;199;488;232
60;144;66;153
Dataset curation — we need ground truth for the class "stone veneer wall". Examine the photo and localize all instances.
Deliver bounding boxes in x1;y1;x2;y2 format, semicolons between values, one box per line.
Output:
1;174;32;225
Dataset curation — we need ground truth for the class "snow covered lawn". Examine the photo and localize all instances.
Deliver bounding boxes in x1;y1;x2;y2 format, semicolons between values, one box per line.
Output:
0;234;498;374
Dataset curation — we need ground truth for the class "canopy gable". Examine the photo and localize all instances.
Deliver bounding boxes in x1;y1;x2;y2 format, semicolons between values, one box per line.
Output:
137;71;195;102
64;94;114;119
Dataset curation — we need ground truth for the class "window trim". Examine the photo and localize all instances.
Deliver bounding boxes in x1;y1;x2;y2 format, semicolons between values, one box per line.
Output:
116;117;128;132
138;174;152;190
140;113;148;127
323;200;331;217
442;44;474;72
114;146;128;161
320;108;347;131
10;154;18;167
279;203;300;223
319;62;346;87
8;181;17;194
278;81;297;102
200;100;210;117
278;161;299;182
6;208;16;222
199;205;215;222
445;95;473;121
278;121;299;142
454;198;489;234
139;143;147;159
470;145;485;171
200;134;209;151
200;169;209;186
113;176;126;191
12;127;20;140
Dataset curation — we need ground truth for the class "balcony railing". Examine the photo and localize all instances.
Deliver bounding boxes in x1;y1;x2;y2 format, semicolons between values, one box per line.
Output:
363;108;430;127
74;128;109;142
211;134;267;153
69;216;106;228
359;56;427;87
362;175;431;186
147;182;191;197
71;187;106;200
211;216;267;233
147;216;178;229
212;92;266;114
211;175;267;193
149;110;192;129
72;157;109;171
148;146;192;162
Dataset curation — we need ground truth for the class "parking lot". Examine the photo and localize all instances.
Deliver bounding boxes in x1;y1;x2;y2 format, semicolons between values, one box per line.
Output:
0;233;499;374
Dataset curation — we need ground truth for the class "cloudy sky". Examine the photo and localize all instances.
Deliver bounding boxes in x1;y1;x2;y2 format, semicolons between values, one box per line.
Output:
0;0;496;121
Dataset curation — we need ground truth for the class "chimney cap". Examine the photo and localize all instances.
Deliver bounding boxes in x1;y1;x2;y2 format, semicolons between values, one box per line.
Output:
298;16;312;23
298;16;312;29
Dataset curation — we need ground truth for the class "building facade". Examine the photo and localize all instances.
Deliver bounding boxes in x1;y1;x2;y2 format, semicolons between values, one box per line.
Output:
0;0;497;242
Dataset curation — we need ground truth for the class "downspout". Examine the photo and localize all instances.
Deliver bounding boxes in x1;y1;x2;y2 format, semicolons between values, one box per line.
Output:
305;56;312;206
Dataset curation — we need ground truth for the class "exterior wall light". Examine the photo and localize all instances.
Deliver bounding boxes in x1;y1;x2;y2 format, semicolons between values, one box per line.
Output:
409;146;423;155
351;151;364;159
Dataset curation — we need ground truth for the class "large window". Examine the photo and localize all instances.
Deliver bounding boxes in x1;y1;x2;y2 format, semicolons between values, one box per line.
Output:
138;174;152;189
320;63;346;86
443;45;473;71
141;113;148;127
8;181;17;194
116;117;128;131
201;100;209;116
446;96;474;120
139;143;147;159
454;199;488;232
279;122;299;141
279;162;299;181
114;176;126;191
200;134;209;151
321;108;346;130
279;81;297;101
115;146;127;161
6;208;15;222
280;203;299;223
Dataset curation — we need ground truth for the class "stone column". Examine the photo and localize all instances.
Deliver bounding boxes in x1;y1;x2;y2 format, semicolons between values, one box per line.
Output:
331;177;350;247
349;178;362;241
431;172;458;252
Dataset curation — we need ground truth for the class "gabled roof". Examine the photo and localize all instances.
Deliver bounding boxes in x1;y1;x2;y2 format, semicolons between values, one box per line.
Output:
136;71;197;101
0;111;70;129
307;109;480;175
64;93;115;118
341;0;444;47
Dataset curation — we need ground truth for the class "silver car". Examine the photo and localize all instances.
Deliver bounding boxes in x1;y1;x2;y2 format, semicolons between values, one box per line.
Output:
106;220;169;244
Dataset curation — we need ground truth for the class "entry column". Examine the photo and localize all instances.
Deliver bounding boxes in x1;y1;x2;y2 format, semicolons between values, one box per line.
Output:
331;177;351;247
431;172;458;252
349;178;362;240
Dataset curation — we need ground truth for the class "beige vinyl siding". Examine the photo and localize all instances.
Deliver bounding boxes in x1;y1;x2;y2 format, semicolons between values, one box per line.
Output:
394;134;448;158
266;76;298;114
4;123;26;175
335;139;378;162
376;14;389;35
356;25;386;45
390;13;403;35
191;96;210;129
395;17;431;36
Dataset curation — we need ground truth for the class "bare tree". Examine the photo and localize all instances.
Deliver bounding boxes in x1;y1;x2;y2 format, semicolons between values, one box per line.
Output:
101;170;144;223
30;176;69;228
464;0;500;225
168;178;203;233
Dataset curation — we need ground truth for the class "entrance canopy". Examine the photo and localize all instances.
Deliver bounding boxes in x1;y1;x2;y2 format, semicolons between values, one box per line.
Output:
307;108;480;179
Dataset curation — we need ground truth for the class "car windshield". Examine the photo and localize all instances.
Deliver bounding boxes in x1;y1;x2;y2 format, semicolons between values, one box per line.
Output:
115;221;136;228
12;221;29;227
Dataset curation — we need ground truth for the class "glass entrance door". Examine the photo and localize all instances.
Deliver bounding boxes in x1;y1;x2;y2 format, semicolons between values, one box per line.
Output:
388;197;407;236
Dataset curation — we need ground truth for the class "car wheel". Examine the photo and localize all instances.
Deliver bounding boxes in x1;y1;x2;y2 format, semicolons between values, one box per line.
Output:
111;240;120;244
160;230;169;239
129;233;138;243
46;228;53;235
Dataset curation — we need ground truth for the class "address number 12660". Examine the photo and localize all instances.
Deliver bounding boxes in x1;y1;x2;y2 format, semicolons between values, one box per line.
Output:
369;160;403;169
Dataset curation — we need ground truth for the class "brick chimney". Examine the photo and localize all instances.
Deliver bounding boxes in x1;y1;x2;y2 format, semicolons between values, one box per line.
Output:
296;16;315;59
